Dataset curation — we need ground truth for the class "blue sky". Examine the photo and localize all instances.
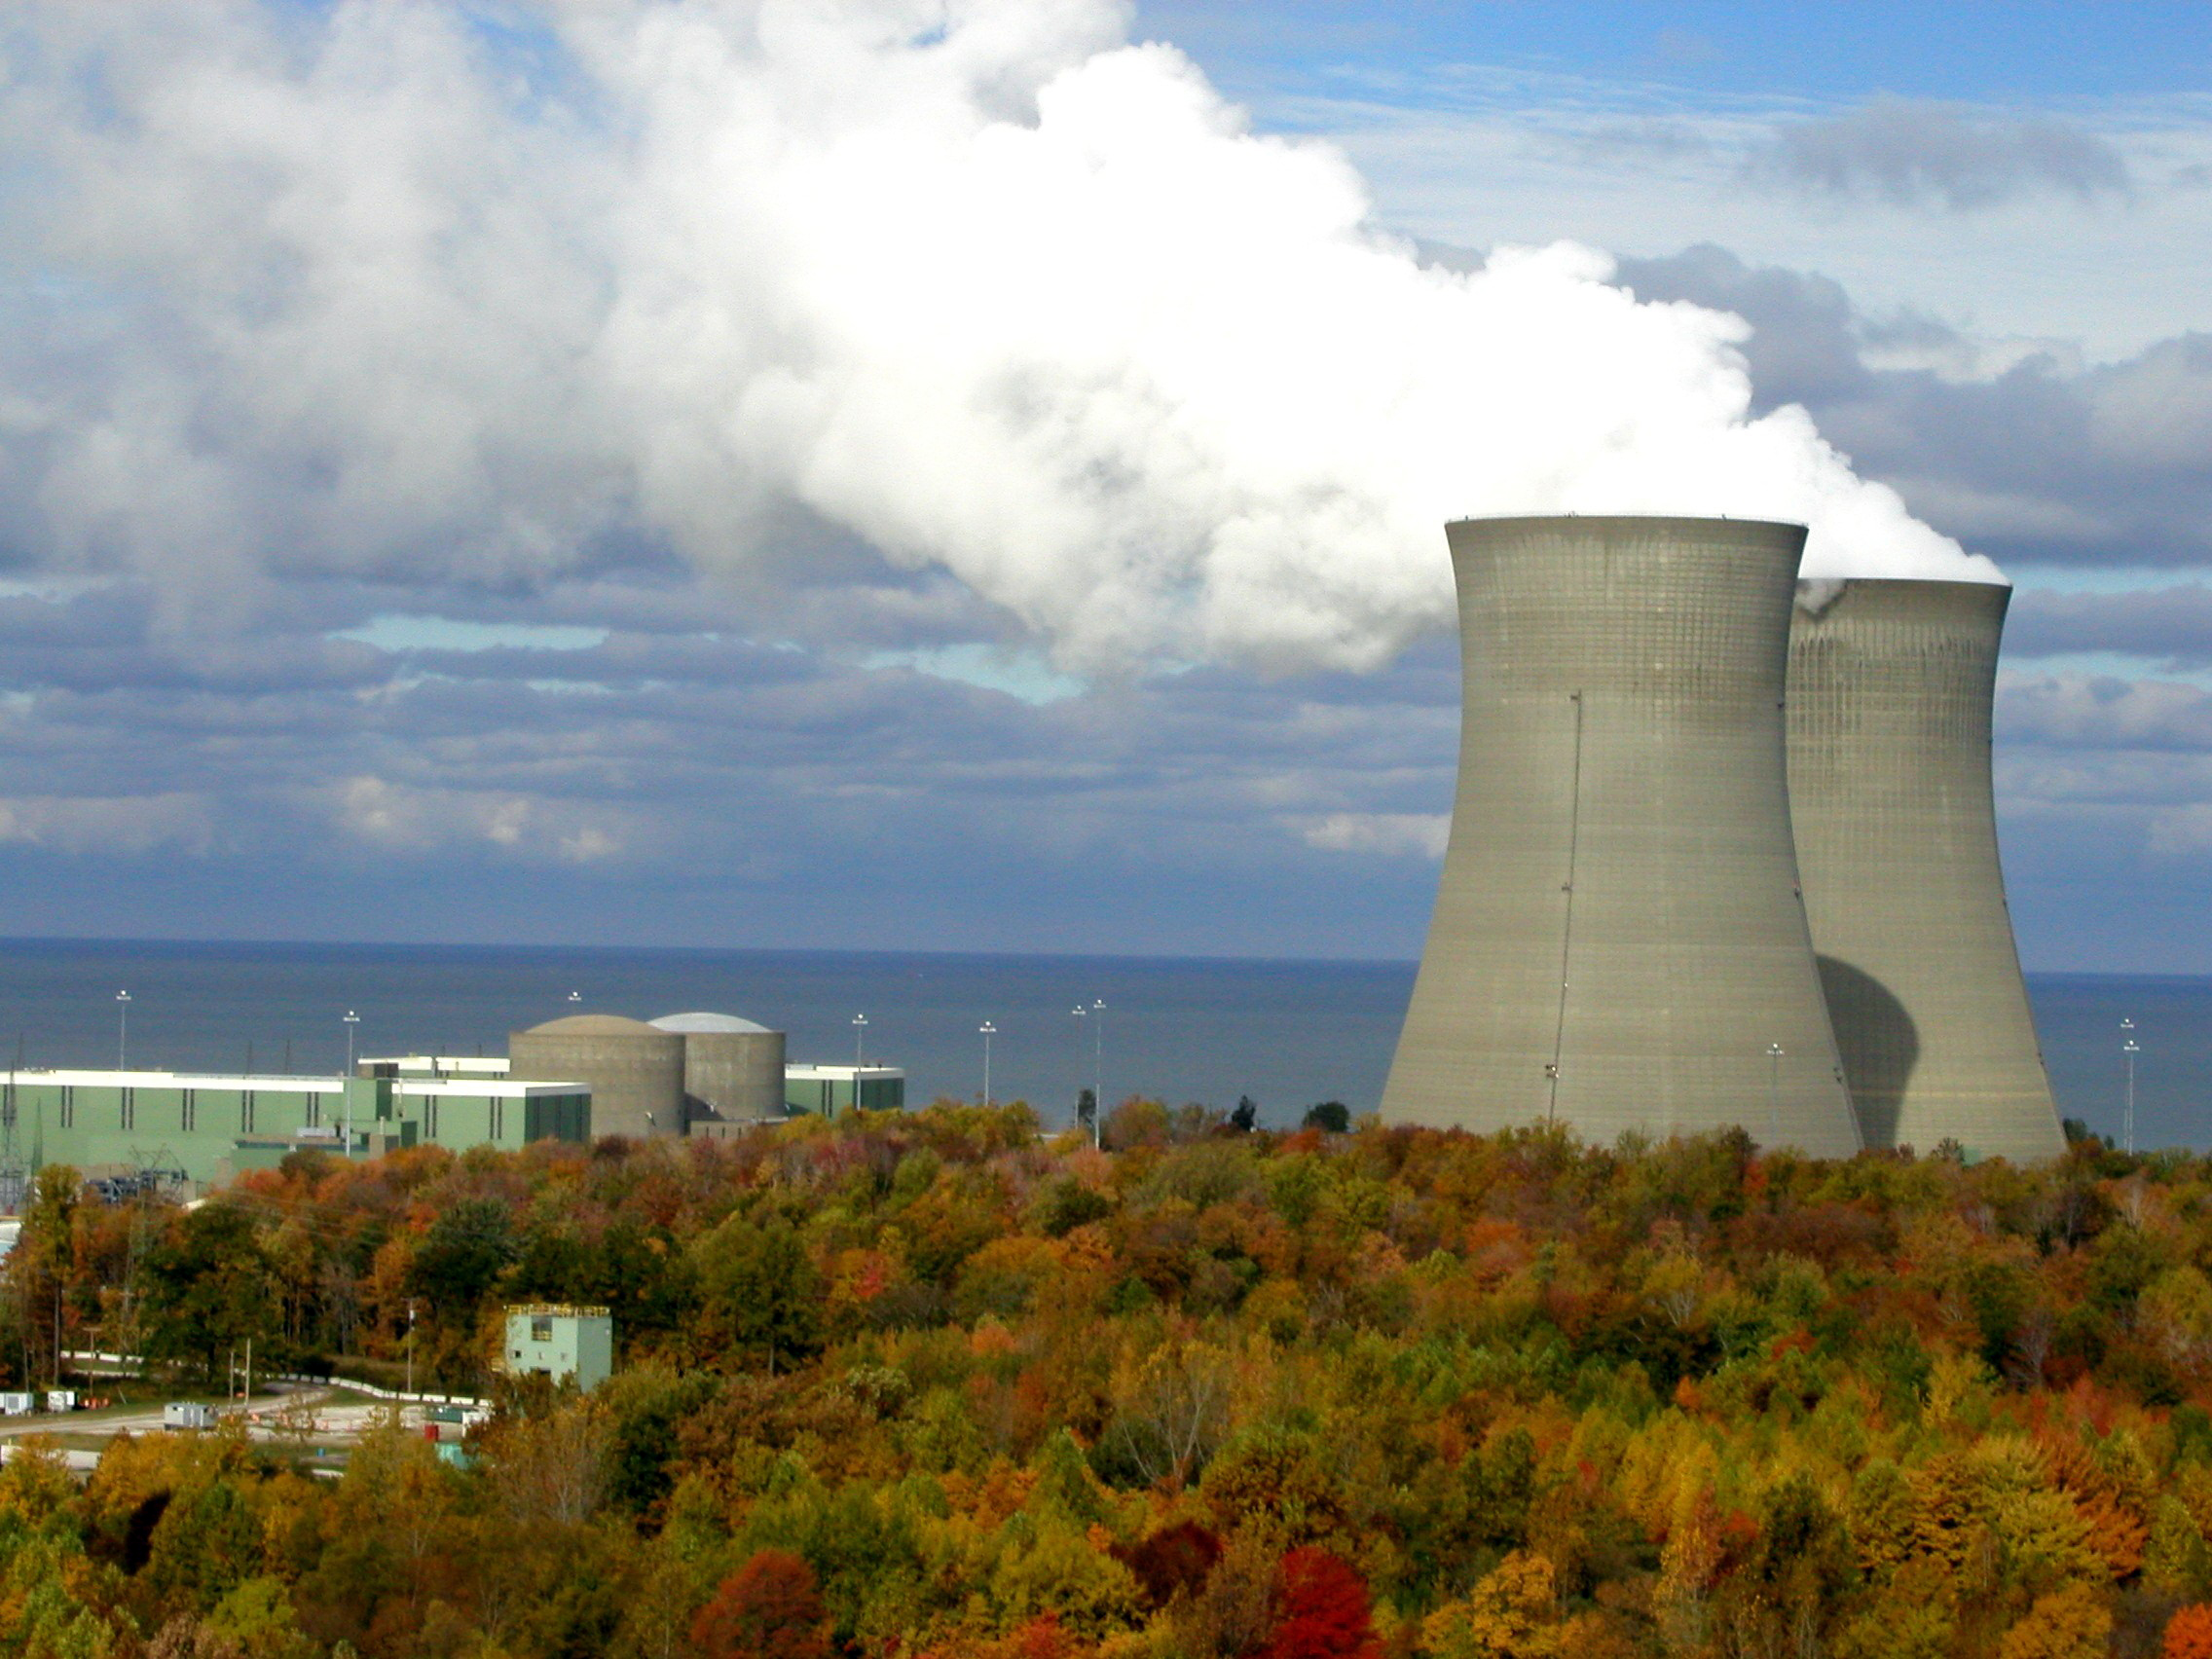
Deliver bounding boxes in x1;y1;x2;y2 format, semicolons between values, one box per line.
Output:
1;2;2209;972
1138;3;2212;103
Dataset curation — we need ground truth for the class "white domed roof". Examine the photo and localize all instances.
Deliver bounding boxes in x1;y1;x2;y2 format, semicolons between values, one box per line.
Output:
650;1011;773;1035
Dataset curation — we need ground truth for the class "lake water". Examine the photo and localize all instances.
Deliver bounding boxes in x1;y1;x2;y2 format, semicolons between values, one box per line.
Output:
0;939;2200;1148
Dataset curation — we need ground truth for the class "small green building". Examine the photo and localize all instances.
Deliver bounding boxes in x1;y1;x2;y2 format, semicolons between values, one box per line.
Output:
501;1304;612;1392
784;1063;904;1115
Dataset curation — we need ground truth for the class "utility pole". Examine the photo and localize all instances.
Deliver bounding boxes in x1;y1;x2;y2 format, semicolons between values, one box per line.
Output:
978;1021;996;1107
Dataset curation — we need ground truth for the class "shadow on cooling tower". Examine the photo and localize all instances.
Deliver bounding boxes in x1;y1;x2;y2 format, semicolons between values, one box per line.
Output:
1816;955;1920;1149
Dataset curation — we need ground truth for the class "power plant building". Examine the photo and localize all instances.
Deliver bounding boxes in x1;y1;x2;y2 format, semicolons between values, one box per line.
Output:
784;1063;905;1115
0;1066;588;1191
508;1014;687;1139
1786;578;2064;1161
650;1013;787;1129
1382;516;1862;1157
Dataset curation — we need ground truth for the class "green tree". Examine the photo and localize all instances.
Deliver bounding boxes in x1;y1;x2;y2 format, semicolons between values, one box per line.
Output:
137;1203;280;1380
697;1218;823;1376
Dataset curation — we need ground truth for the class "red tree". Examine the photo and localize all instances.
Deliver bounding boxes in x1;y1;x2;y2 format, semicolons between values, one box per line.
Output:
2166;1604;2212;1659
1257;1548;1382;1659
691;1549;830;1659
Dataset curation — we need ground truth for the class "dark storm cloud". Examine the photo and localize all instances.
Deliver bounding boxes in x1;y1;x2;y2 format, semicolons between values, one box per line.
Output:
1749;98;2132;210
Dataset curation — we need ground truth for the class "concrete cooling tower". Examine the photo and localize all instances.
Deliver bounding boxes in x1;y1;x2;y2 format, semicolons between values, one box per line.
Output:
1787;578;2064;1161
1381;515;1861;1157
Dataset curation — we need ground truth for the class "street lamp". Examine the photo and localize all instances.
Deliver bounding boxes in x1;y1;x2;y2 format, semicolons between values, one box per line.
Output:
2122;1018;2140;1154
1089;999;1104;1120
1073;1000;1105;1147
405;1301;419;1400
115;990;130;1069
343;1010;360;1075
979;1021;997;1106
853;1014;868;1110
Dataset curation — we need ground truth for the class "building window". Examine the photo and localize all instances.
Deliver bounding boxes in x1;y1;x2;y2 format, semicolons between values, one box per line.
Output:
180;1088;196;1132
241;1090;255;1134
425;1098;439;1140
59;1086;74;1128
121;1087;134;1131
306;1092;320;1128
531;1314;553;1342
492;1098;504;1140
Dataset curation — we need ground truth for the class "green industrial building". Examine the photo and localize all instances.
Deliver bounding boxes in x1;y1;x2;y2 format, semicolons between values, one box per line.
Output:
0;1067;590;1192
502;1304;612;1392
783;1063;905;1115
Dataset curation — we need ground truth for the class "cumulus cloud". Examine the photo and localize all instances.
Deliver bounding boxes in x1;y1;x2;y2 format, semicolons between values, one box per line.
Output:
1751;98;2131;210
0;0;1991;688
1297;812;1449;859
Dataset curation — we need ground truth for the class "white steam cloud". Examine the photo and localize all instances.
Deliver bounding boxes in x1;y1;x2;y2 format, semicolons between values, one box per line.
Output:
0;1;2000;675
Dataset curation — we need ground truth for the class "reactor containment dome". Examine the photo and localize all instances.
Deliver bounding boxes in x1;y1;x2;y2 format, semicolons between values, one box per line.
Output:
1381;515;1862;1157
1786;577;2064;1161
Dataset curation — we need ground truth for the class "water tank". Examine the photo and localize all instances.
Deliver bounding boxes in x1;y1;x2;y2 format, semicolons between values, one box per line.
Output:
1787;578;2064;1161
508;1014;684;1140
1382;515;1860;1156
650;1013;788;1127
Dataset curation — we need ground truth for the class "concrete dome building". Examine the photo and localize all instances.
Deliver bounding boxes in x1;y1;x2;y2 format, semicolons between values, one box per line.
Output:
1381;515;1861;1156
508;1014;685;1140
1786;577;2064;1161
650;1013;788;1129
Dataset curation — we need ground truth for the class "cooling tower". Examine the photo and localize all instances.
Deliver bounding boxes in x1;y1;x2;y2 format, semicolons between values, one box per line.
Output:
1787;578;2064;1161
1382;516;1860;1156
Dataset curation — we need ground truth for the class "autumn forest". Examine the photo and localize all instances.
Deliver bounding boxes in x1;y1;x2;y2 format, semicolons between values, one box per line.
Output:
8;1101;2212;1659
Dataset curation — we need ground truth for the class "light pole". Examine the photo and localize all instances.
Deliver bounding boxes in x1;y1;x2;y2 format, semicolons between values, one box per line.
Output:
568;990;581;1008
1089;999;1104;1123
2122;1018;2140;1154
853;1014;867;1111
405;1301;418;1400
115;990;130;1069
342;1010;361;1156
1765;1043;1784;1152
1073;1000;1105;1146
979;1021;997;1106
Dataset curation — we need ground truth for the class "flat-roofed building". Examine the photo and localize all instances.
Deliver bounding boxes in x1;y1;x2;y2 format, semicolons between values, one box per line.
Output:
2;1066;589;1192
502;1304;612;1392
784;1063;904;1115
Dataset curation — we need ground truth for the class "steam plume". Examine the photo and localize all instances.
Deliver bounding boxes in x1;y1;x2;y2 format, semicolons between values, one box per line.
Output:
1;1;2001;674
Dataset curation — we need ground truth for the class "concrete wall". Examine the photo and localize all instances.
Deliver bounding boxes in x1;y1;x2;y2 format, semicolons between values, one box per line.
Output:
508;1020;683;1139
1787;578;2065;1161
1382;515;1860;1156
679;1030;787;1126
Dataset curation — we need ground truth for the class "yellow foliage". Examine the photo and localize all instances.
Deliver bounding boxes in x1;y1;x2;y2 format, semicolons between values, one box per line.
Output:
1420;1551;1560;1659
1997;1582;2113;1659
